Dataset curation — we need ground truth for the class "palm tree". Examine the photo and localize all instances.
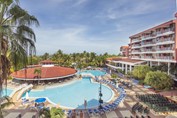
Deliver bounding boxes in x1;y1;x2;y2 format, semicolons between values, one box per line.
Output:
0;0;39;116
50;107;64;118
39;108;51;118
34;68;42;84
39;107;64;118
1;96;14;109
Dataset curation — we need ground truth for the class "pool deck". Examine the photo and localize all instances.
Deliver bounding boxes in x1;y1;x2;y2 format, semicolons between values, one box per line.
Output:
3;73;177;118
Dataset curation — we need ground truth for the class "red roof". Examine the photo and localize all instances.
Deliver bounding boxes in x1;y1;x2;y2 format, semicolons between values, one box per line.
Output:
120;46;129;49
11;66;76;79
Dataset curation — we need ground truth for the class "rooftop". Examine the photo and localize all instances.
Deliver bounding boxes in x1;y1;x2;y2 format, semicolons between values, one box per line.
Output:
11;66;77;80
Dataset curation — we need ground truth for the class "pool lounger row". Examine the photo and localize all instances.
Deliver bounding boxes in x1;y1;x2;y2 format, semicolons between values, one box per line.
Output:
66;76;126;117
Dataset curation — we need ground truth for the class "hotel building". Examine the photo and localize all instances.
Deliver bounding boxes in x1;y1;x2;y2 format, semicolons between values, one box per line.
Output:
107;18;177;76
120;46;129;57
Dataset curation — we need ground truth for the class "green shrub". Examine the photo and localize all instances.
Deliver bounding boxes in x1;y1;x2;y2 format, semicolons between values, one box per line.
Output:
132;65;151;80
50;107;64;118
111;74;117;79
144;71;174;90
117;69;123;73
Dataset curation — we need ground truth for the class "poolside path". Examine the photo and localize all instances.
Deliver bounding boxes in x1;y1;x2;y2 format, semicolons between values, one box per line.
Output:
84;83;167;118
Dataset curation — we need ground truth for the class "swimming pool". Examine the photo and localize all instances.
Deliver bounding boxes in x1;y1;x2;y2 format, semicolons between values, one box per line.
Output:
2;88;13;96
25;77;113;109
80;70;106;76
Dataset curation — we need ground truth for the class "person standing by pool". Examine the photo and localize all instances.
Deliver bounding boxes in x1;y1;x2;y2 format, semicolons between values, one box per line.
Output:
80;110;83;118
84;99;87;109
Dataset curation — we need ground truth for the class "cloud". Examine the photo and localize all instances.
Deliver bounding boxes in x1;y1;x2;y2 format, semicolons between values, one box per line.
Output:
35;26;121;55
21;0;175;55
99;0;173;20
73;0;87;6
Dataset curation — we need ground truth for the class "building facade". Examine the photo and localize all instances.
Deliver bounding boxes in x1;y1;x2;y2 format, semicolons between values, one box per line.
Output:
120;46;129;57
107;19;177;75
130;19;177;64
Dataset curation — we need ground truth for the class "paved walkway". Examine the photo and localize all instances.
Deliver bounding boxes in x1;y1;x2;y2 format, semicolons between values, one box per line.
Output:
70;84;167;118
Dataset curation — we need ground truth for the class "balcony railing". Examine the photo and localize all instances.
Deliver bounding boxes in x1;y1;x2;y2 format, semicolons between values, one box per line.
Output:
132;44;141;48
156;56;174;60
132;39;141;43
156;38;174;44
156;47;173;51
132;56;140;59
141;56;153;59
141;49;154;52
141;42;155;45
156;29;175;37
142;35;156;40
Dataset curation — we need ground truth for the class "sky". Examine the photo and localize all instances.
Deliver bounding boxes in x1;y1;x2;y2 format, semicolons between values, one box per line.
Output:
20;0;176;55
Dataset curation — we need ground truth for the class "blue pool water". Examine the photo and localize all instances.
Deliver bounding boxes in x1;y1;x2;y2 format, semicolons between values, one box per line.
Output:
2;88;12;96
80;70;106;76
26;77;112;108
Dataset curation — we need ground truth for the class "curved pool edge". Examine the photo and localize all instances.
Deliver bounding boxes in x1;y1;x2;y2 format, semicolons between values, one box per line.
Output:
28;77;115;109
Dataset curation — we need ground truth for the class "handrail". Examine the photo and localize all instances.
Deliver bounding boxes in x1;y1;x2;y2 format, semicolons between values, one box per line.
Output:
9;84;27;98
16;84;33;101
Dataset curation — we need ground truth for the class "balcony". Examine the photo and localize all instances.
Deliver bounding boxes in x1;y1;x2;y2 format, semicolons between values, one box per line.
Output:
141;56;154;59
156;38;175;45
156;56;175;62
132;44;141;49
142;35;156;41
141;49;155;54
155;47;174;53
156;29;175;37
131;39;141;43
131;56;141;59
141;42;156;47
131;50;141;54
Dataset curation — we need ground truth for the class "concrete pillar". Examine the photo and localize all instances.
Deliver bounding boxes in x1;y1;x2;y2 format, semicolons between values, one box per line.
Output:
150;61;152;67
130;65;132;72
122;64;124;71
168;62;170;75
125;64;128;74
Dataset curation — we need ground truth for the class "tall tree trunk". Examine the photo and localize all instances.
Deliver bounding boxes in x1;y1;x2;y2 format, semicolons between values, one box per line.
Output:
0;4;6;117
0;32;3;118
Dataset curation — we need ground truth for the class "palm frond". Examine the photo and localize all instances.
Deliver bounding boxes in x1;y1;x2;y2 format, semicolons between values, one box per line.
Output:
17;25;36;41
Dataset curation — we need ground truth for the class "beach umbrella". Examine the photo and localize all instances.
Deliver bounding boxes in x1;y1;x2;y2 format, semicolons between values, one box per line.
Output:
35;98;46;103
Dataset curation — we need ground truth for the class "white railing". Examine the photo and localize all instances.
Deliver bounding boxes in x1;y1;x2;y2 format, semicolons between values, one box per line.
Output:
131;39;141;43
156;56;174;60
156;47;173;51
16;84;33;101
9;84;27;98
156;38;174;44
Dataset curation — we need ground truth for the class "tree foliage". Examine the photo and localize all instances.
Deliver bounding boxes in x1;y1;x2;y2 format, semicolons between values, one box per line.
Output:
50;107;64;118
39;108;51;118
33;50;116;69
111;74;117;79
0;0;39;117
132;65;151;80
39;107;64;118
151;63;168;72
144;71;174;90
170;64;177;77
